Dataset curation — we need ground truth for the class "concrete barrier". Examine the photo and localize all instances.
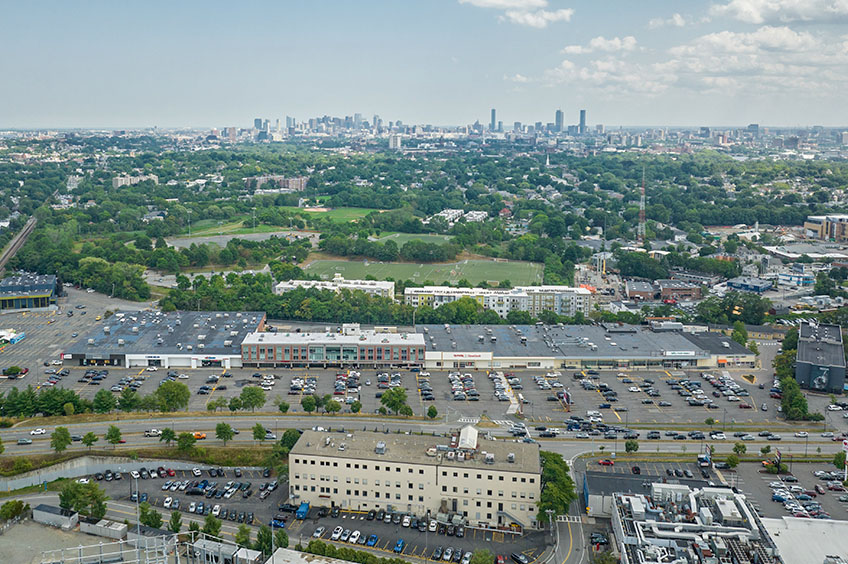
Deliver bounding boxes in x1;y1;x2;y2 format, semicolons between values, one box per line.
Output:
0;455;263;491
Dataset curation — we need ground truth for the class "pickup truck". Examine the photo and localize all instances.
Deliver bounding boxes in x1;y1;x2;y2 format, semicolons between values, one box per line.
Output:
144;429;162;437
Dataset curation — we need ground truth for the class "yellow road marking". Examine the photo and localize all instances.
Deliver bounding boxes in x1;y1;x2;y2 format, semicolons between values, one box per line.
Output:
561;520;573;564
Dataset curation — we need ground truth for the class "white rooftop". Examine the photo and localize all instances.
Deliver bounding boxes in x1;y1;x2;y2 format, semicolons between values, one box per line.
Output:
242;329;425;347
761;517;848;564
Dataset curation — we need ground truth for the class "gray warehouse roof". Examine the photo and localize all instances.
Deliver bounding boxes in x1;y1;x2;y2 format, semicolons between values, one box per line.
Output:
797;322;845;367
65;310;265;357
418;323;711;360
680;332;753;356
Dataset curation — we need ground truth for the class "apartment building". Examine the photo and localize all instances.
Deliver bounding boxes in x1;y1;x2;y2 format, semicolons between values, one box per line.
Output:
404;285;591;318
804;214;848;242
288;427;542;530
112;174;159;189
274;274;395;300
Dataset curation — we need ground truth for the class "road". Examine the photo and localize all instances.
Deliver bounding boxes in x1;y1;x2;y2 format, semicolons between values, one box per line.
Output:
0;216;37;273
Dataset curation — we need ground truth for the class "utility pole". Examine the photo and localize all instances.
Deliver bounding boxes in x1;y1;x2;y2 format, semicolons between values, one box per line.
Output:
637;167;646;244
187;209;192;237
252;207;256;230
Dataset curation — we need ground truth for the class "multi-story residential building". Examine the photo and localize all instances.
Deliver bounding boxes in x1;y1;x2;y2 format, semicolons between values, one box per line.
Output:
112;174;159;189
804;214;848;242
243;175;308;191
274;274;395;300
404;285;591;318
288;426;542;530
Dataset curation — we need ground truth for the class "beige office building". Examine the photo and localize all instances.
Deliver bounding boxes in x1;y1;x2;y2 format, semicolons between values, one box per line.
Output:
288;427;542;530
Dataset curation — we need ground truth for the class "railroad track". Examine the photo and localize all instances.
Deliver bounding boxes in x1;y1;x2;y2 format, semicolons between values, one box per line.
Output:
0;216;37;273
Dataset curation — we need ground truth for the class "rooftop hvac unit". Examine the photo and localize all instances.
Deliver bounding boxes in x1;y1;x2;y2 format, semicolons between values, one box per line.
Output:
131;326;139;333
198;334;206;341
87;339;95;346
118;339;125;346
224;340;232;346
484;453;495;465
156;338;163;345
236;313;242;317
103;326;110;334
507;453;515;463
187;345;192;350
198;344;204;349
375;441;386;455
193;324;199;329
215;313;222;318
175;319;181;325
168;327;174;333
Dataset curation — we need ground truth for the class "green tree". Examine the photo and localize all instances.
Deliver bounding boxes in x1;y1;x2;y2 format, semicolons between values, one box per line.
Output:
726;454;739;468
254;525;273;555
301;395;317;413
58;481;108;519
117;388;140;412
176;432;197;454
278;401;290;414
50;426;72;453
0;500;28;520
215;423;234;446
380;387;408;415
139;502;162;529
834;451;846;470
761;445;771;455
155;381;190;412
592;552;618;564
202;514;222;537
427;405;438;419
537;451;577;523
229;397;243;412
105;425;122;447
470;550;495;564
705;418;715;427
399;404;414;416
93;389;117;413
733;442;747;456
731;320;748;346
280;429;301;451
82;432;98;450
235;524;252;547
253;423;268;443
159;428;176;446
275;529;289;549
63;402;75;416
325;400;341;415
351;400;362;413
240;386;267;411
624;439;639;453
189;521;200;533
0;436;4;456
168;510;182;533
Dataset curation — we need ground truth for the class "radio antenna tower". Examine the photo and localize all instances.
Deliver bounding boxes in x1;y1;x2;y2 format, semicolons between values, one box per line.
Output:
637;167;647;244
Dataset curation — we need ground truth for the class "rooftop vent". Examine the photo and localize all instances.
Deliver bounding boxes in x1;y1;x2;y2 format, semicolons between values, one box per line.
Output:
375;441;386;455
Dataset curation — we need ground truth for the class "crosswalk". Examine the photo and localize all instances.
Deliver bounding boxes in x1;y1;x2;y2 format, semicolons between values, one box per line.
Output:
491;420;512;426
458;417;480;424
556;515;581;523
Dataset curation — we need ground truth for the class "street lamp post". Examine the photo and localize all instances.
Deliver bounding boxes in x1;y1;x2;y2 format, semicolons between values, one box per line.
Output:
133;475;140;562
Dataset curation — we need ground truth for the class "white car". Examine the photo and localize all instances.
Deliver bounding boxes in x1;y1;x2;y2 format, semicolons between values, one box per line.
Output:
212;504;221;517
628;387;641;393
164;497;173;508
711;433;727;440
828;404;843;411
188;502;196;513
130;470;140;479
822;432;835;438
330;526;344;541
178;374;189;379
402;515;411;527
30;428;46;435
77;478;90;484
86;288;95;293
146;366;158;372
429;520;438;532
349;530;361;544
795;432;809;438
192;468;202;477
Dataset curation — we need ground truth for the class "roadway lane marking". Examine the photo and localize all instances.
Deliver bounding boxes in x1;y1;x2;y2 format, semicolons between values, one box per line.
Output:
561;520;573;564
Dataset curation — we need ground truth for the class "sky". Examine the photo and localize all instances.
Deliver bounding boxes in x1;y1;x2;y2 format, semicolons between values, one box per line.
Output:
1;0;847;129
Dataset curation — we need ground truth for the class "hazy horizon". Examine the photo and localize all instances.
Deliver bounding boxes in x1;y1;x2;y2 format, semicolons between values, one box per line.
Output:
3;0;847;129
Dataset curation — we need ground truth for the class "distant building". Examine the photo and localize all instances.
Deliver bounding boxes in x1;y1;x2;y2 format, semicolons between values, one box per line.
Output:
795;321;846;394
625;281;654;301
490;108;496;131
579;109;586;134
669;270;723;286
803;214;848;242
463;210;489;222
112;174;158;189
274;274;395;300
555;109;564;133
726;276;772;294
656;279;702;300
0;273;58;310
243;175;308;191
404;285;591;318
388;134;403;150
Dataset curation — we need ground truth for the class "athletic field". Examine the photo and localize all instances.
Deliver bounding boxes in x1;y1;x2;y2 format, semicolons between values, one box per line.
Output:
373;233;454;246
304;259;543;286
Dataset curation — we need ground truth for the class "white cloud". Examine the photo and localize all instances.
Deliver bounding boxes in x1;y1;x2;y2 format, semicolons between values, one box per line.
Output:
562;35;637;54
504;73;531;83
648;12;688;28
710;0;848;24
501;8;573;27
459;0;573;28
459;0;547;8
539;25;848;98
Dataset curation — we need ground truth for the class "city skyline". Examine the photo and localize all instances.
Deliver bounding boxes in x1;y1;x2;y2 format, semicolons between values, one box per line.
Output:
2;1;848;129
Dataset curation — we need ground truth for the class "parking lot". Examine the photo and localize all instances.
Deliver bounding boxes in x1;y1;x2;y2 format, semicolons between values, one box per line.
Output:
730;462;848;520
95;465;285;535
291;507;546;561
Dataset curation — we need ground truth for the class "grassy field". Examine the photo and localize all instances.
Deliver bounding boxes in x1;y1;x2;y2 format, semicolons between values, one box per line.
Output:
279;206;378;222
373;232;453;246
304;258;543;285
185;207;379;237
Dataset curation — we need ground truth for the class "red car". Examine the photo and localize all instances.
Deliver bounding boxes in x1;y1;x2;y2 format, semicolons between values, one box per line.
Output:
739;403;752;409
598;459;614;466
815;484;826;495
167;468;176;477
770;392;782;399
495;556;506;564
